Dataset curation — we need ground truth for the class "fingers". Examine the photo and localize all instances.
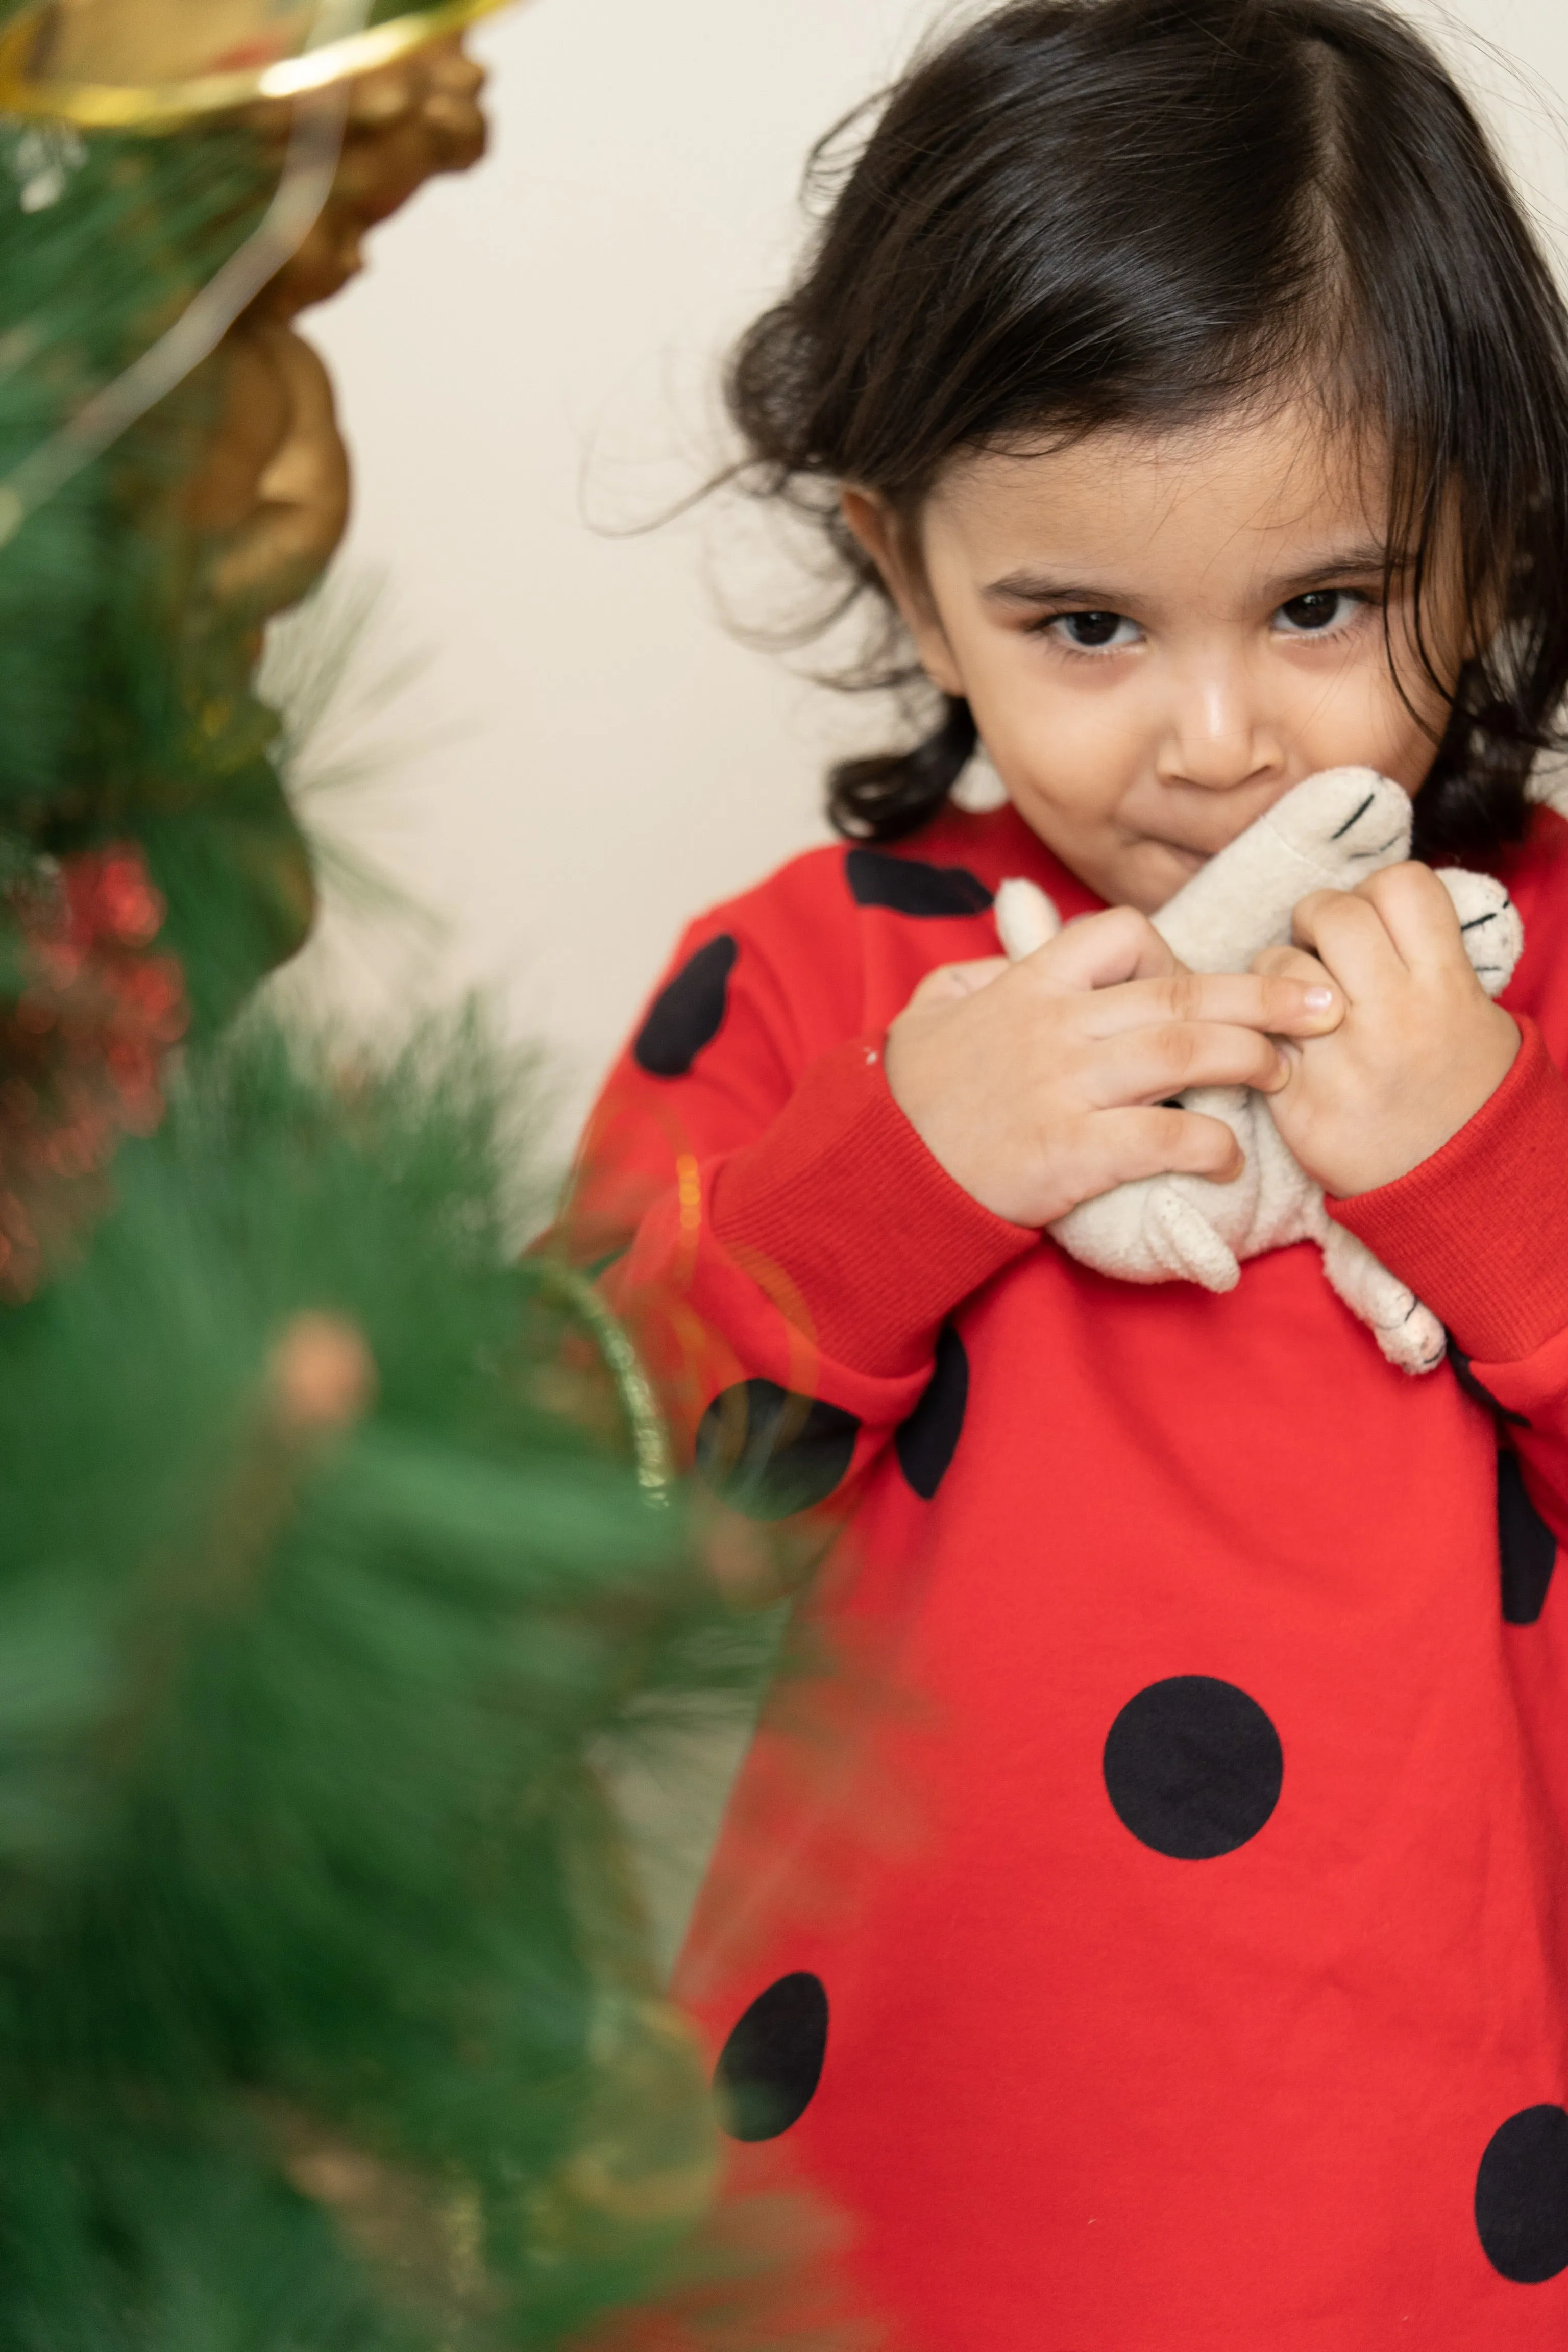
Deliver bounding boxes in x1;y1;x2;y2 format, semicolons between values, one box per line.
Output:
1356;860;1469;976
1089;1019;1292;1107
1035;904;1179;990
1073;967;1340;1042
1012;907;1341;1035
904;957;1010;1010
1093;1104;1246;1187
1292;864;1464;997
1252;942;1334;991
1291;888;1401;998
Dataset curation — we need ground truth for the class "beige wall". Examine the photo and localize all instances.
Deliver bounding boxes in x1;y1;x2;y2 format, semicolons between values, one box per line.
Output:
289;0;1568;1160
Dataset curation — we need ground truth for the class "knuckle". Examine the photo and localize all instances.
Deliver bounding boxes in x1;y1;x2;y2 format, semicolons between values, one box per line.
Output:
1167;971;1203;1022
1102;905;1161;966
1368;859;1428;911
1096;905;1141;948
1157;1022;1199;1081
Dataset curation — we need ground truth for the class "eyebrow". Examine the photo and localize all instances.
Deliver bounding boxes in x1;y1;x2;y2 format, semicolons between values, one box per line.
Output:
981;542;1401;608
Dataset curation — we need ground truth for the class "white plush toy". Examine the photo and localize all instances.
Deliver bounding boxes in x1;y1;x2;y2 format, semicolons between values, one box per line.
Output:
993;767;1523;1373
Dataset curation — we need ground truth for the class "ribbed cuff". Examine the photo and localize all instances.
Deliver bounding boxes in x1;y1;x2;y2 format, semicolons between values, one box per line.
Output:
710;1035;1037;1379
1327;1016;1568;1364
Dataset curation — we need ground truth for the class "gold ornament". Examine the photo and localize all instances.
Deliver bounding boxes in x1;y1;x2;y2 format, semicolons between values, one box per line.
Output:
251;31;491;316
177;30;491;627
0;0;512;130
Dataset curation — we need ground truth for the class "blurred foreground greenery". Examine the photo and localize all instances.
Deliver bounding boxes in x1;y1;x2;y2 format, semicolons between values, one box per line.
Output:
0;1013;771;2348
0;40;782;2349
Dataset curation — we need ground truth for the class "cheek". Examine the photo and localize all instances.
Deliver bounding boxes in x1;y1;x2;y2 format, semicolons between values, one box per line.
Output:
1352;671;1449;781
1289;648;1448;788
995;715;1134;831
967;648;1136;819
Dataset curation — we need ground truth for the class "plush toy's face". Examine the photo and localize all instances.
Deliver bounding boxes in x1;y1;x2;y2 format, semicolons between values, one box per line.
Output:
845;399;1466;916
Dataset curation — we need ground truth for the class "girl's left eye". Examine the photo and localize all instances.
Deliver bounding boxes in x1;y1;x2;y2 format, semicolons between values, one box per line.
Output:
1046;609;1142;652
1273;589;1367;636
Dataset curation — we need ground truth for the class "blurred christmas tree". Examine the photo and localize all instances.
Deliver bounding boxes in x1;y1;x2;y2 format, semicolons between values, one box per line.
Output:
0;6;774;2343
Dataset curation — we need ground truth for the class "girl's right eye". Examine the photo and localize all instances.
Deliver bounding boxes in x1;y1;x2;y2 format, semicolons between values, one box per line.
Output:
1044;609;1141;652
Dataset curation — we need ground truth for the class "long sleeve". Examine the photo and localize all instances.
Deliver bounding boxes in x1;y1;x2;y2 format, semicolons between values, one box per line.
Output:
559;864;1035;1522
1327;1014;1568;1563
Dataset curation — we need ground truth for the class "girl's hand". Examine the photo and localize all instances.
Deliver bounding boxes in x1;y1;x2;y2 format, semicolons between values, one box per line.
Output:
1252;862;1519;1197
884;905;1343;1228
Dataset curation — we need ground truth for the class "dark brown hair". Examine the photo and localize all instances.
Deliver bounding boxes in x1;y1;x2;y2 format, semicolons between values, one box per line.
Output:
725;0;1568;857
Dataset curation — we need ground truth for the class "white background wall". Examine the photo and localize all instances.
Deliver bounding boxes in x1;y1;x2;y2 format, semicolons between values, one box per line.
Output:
287;0;1568;1163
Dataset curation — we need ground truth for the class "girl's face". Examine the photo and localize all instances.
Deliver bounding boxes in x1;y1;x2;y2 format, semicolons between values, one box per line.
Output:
845;403;1465;913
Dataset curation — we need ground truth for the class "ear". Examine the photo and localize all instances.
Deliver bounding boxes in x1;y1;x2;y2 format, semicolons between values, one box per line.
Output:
840;487;966;698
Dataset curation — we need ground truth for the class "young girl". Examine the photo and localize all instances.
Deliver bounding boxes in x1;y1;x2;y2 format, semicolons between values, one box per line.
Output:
563;2;1568;2340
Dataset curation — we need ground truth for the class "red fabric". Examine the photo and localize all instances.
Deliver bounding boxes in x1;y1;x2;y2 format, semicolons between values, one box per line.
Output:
1329;1015;1568;1363
562;800;1568;2350
710;1035;1036;1378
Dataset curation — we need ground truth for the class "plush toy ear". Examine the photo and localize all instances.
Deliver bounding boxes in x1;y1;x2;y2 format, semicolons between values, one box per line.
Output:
995;876;1062;960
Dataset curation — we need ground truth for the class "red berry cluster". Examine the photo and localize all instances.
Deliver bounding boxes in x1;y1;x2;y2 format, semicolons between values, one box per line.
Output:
0;844;188;1297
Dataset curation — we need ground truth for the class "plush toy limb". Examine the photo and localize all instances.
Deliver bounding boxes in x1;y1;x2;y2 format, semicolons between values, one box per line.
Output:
1318;1219;1448;1374
1153;768;1412;971
1144;1184;1243;1290
993;876;1061;960
1051;1171;1242;1290
994;769;1413;975
1049;1087;1259;1289
1435;868;1524;998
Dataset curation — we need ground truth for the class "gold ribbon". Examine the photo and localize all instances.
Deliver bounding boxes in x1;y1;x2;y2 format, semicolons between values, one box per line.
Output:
0;0;514;130
519;1260;677;1511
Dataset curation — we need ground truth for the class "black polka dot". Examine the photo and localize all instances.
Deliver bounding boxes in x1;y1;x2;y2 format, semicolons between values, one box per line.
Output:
1476;2105;1568;2282
1103;1676;1283;1859
633;934;738;1077
845;849;993;919
714;1973;829;2142
895;1325;969;1500
1499;1450;1557;1626
695;1379;860;1520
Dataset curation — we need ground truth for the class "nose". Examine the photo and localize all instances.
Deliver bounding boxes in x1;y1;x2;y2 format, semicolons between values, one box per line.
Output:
1156;657;1282;793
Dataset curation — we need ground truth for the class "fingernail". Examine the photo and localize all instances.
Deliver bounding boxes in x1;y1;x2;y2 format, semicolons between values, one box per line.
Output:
1304;986;1334;1011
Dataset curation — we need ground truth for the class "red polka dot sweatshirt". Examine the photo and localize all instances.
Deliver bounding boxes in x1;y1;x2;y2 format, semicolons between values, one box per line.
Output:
564;797;1568;2351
